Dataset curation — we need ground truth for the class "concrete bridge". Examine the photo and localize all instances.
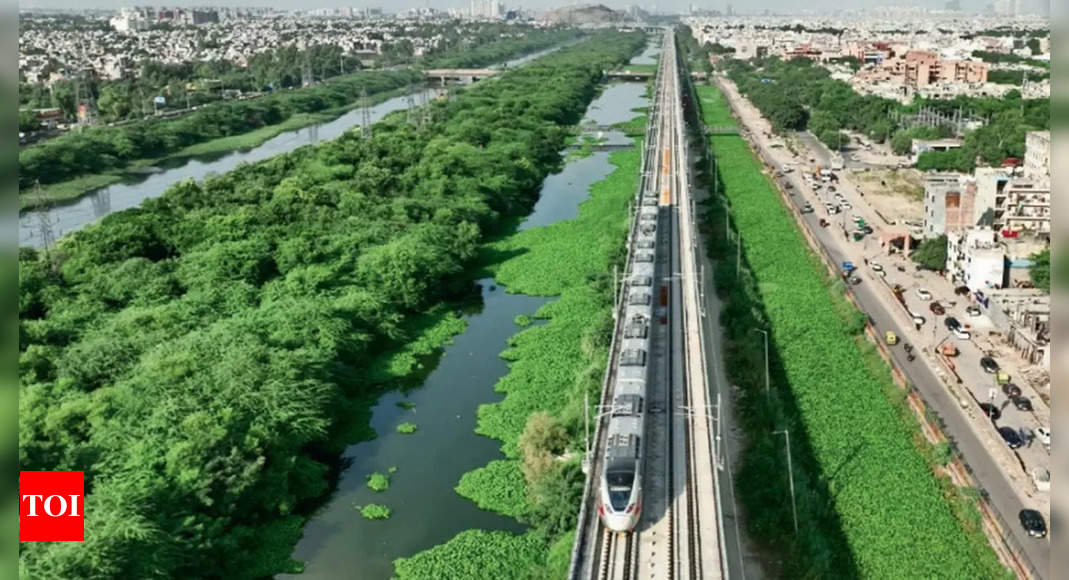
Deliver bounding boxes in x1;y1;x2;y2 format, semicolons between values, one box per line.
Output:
423;68;498;83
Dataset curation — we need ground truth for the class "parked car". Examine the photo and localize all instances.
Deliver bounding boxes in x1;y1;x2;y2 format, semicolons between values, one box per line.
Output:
915;288;932;301
1012;396;1033;412
848;276;862;285
1035;427;1050;448
945;317;961;330
1019;509;1047;538
871;263;884;273
980;356;1000;373
1002;383;1022;397
978;402;1001;421
966;305;981;316
929;302;945;315
954;285;970;296
801;203;813;213
998;426;1023;449
911;313;926;326
952;327;971;340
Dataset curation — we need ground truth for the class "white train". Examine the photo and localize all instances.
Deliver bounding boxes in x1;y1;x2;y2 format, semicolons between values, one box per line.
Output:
598;190;660;532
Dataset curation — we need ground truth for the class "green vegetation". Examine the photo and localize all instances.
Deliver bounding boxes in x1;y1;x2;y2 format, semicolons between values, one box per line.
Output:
396;422;419;435
401;113;644;576
694;83;1007;579
21;173;125;209
1028;248;1050;293
366;472;390;492
18;31;644;579
972;50;1049;68
724;57;1049;171
18;27;582;202
357;504;392;520
911;235;949;272
394;529;544;579
987;69;1049;85
514;314;533;327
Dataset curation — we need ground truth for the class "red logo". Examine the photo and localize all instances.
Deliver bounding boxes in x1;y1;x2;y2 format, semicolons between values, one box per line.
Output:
20;471;84;541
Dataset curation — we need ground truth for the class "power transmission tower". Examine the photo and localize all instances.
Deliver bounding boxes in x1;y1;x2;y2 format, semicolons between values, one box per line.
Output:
32;181;59;269
360;89;372;138
405;87;417;126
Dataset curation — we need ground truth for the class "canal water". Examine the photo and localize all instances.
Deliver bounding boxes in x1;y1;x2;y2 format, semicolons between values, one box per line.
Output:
285;79;650;579
18;47;562;248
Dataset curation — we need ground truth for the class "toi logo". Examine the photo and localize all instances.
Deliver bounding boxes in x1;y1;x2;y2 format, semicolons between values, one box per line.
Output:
20;471;85;541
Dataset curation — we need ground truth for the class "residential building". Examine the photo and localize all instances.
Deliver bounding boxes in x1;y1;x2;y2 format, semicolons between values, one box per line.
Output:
995;179;1051;238
980;288;1050;368
1023;130;1050;182
945;226;1007;291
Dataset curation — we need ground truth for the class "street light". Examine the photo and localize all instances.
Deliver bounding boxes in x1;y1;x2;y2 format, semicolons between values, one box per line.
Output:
773;429;799;533
752;328;770;400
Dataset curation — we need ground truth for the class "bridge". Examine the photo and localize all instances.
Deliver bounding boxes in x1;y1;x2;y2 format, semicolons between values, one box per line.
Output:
569;31;730;580
422;68;498;83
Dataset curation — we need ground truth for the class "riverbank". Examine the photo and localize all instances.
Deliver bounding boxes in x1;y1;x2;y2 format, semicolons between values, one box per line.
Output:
394;110;645;578
20;83;430;212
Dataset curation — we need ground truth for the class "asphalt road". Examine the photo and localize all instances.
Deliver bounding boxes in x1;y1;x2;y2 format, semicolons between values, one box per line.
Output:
718;80;1050;579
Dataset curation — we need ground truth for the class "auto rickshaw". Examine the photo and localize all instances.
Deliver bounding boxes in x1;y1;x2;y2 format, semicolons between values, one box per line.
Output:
996;371;1011;385
885;331;898;345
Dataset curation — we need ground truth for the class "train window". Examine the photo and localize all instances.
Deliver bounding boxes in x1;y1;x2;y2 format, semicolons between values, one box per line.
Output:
628;292;651;306
620;349;646;366
624;318;648;338
641;224;656;234
630;276;652;287
642;198;658;206
634;253;654;263
636;240;655;249
640;213;657;222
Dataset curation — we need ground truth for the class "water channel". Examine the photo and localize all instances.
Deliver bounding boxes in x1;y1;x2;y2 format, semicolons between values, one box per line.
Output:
284;79;651;579
17;47;560;248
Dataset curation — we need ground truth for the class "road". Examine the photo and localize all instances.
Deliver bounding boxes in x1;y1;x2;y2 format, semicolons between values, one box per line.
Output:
716;76;1050;579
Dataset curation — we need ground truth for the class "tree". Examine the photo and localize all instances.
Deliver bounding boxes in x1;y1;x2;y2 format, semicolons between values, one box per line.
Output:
1028;248;1049;293
911;235;947;271
19;109;39;133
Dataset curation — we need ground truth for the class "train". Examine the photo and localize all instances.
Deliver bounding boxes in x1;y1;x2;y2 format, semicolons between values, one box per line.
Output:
598;188;661;532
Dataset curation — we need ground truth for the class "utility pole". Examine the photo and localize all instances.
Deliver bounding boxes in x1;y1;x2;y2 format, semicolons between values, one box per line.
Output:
752;328;770;400
32;181;59;270
773;429;799;533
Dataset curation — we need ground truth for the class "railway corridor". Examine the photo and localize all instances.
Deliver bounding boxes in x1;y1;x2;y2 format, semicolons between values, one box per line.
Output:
569;30;727;580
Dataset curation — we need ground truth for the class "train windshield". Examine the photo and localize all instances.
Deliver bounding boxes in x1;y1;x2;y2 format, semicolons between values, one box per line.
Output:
607;471;634;511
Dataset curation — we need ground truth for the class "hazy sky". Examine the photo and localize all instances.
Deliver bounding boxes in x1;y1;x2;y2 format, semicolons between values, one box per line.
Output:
20;0;983;14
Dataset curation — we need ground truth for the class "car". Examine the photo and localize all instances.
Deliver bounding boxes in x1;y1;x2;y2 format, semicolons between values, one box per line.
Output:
978;402;1001;421
980;356;1000;373
785;182;794;189
885;331;898;345
841;202;853;210
966;305;981;316
801;203;813;213
998;426;1023;449
827;185;836;192
915;288;932;301
849;276;862;285
1019;509;1047;538
911;313;926;327
952;327;971;340
1035;427;1050;448
1011;395;1033;412
954;285;971;296
945;316;961;330
1002;382;1022;397
929;302;945;315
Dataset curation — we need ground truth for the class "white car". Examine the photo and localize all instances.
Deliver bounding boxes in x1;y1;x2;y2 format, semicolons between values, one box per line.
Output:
915;288;932;301
871;263;884;272
952;327;971;340
841;202;853;210
1035;427;1050;449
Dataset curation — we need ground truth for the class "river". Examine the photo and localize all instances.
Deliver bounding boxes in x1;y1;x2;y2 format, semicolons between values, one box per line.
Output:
17;47;561;248
283;78;651;579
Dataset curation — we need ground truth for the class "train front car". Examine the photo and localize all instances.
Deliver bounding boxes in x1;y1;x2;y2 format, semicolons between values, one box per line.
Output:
598;194;657;532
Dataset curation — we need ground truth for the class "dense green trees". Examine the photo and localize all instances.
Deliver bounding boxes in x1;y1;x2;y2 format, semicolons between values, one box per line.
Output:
19;26;580;193
1028;248;1049;293
725;57;1049;172
911;235;948;271
18;31;643;579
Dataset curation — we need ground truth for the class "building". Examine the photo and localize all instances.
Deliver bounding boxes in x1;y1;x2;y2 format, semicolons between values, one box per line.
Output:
186;10;220;26
995;179;1051;238
1023;130;1050;182
946;227;1007;291
980;288;1050;368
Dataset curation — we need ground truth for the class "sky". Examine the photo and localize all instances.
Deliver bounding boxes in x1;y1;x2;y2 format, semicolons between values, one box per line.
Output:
19;0;986;14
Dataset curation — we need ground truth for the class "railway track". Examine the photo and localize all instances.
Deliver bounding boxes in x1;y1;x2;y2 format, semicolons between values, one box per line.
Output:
570;29;725;580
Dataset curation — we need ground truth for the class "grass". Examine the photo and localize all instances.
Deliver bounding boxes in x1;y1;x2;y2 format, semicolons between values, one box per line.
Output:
366;472;390;492
396;422;418;435
695;83;1008;579
513;314;533;327
356;503;392;520
20;173;124;210
172;112;334;157
394;530;544;580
